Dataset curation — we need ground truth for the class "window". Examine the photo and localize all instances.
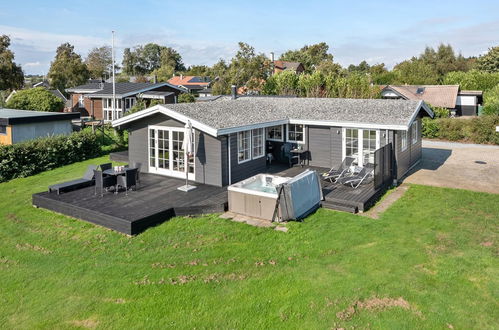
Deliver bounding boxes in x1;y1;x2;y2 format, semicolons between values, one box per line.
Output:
0;125;6;135
362;129;377;164
401;130;408;151
125;97;136;110
78;95;84;108
237;130;251;163
411;121;418;144
266;125;283;141
345;128;359;164
252;128;264;159
103;98;123;121
287;124;304;143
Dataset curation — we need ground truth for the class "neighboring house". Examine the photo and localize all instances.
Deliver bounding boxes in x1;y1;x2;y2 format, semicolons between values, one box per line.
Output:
197;88;212;97
113;96;433;187
66;82;185;122
381;85;482;116
167;75;211;94
273;61;305;75
0;108;79;145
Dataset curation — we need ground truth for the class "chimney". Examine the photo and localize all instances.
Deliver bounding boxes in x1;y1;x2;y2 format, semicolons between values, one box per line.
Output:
270;52;275;62
153;74;157;84
99;81;104;89
180;74;183;81
231;85;237;100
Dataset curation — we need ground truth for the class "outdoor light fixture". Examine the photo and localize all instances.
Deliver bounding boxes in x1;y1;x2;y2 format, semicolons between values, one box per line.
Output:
336;129;340;134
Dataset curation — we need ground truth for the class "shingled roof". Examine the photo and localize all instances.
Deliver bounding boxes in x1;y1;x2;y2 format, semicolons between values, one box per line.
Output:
114;97;433;136
66;82;184;97
382;85;459;108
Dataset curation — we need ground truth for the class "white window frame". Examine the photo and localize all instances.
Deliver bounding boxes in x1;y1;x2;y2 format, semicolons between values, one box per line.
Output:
400;130;408;151
266;125;284;142
287;124;305;144
237;130;251;164
252;128;265;159
78;95;84;108
411;120;418;145
147;125;195;180
342;128;380;166
103;98;123;122
125;97;136;111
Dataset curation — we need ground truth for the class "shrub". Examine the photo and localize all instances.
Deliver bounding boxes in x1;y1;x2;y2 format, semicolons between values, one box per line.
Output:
0;130;102;182
422;115;499;144
427;104;449;118
421;117;439;138
178;93;195;103
6;87;65;112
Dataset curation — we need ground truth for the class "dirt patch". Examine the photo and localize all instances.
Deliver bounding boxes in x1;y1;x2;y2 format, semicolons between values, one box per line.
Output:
0;256;18;268
69;318;99;328
134;273;247;286
336;297;414;321
6;213;22;223
480;241;493;247
15;243;51;255
363;184;409;219
103;298;126;304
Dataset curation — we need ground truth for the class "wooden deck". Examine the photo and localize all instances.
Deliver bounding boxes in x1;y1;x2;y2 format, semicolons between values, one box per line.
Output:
32;173;228;235
269;164;387;213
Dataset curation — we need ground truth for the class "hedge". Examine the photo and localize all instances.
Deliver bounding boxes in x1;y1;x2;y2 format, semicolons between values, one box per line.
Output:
422;115;499;145
0;130;102;183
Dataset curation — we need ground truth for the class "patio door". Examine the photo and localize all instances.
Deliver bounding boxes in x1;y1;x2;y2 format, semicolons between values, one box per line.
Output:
148;126;195;179
342;128;380;166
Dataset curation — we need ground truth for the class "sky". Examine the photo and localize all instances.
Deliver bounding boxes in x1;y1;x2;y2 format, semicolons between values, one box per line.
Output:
1;0;498;75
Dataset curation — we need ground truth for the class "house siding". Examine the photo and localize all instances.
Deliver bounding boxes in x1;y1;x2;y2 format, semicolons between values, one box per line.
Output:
228;132;267;184
11;121;73;144
307;126;343;168
125;112;225;186
0;125;12;145
394;117;422;179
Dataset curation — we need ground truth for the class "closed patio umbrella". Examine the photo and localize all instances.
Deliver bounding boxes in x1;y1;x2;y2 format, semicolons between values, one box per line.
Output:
178;120;196;191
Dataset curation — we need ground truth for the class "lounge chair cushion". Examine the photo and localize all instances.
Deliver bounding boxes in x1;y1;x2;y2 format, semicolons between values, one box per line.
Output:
49;178;94;194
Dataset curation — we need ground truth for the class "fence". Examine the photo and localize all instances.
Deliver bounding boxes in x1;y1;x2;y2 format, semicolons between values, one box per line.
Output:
373;143;393;189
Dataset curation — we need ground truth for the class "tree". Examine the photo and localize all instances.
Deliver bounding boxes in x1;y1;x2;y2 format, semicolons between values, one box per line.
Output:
159;47;185;71
122;43;185;76
325;73;380;99
274;71;299;96
178;93;195;103
298;71;325;97
0;35;24;91
279;42;334;73
393;58;439;85
6;87;65;112
226;42;270;88
48;43;89;92
476;46;499;73
184;65;211;76
348;60;370;73
85;46;112;79
443;70;499;91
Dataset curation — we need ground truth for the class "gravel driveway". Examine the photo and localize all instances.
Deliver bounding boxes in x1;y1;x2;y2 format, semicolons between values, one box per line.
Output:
404;140;499;194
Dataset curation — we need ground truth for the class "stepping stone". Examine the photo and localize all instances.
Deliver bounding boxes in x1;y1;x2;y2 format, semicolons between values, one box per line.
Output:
275;226;288;232
219;212;236;219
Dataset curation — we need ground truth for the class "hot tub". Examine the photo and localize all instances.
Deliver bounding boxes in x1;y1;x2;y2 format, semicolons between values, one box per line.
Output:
228;174;291;221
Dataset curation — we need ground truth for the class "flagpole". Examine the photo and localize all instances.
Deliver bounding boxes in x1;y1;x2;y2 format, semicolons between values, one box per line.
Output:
111;30;116;121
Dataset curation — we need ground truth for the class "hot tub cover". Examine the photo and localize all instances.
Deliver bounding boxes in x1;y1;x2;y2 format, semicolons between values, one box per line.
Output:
279;169;323;221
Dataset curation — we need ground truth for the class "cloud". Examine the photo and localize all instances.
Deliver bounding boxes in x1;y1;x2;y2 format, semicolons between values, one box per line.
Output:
23;61;41;67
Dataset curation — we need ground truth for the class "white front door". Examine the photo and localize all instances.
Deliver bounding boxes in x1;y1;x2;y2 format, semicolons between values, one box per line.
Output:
342;128;380;166
148;126;195;179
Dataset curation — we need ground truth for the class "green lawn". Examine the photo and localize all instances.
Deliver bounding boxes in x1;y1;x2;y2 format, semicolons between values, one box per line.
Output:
0;156;498;329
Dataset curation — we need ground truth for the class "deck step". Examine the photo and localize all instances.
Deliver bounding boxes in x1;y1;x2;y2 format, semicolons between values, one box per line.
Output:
322;201;358;213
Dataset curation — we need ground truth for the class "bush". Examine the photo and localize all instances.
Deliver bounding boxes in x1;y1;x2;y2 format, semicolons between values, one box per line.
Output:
6;87;65;112
178;93;195;103
427;104;449;118
0;130;102;182
422;115;499;144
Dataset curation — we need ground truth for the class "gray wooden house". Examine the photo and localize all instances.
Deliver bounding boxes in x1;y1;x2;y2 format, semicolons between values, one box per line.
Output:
113;97;433;187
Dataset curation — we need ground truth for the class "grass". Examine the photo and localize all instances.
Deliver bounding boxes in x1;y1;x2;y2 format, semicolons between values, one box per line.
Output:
0;156;498;329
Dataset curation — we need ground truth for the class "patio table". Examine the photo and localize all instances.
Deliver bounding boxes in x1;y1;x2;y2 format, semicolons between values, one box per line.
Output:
103;168;137;194
290;149;309;167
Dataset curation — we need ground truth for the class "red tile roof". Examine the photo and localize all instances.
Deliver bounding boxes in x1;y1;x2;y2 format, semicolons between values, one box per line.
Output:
167;76;210;87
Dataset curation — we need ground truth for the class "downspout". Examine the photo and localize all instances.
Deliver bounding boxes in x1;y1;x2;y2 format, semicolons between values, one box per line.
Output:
227;134;232;185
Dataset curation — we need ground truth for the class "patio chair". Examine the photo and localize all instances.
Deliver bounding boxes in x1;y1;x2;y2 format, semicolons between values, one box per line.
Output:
336;163;374;189
322;157;355;183
94;169;117;197
48;165;98;195
116;168;138;196
131;161;142;184
99;162;112;173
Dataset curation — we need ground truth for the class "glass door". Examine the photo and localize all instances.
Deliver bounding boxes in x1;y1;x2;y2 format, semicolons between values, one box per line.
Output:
148;126;195;179
343;128;379;166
